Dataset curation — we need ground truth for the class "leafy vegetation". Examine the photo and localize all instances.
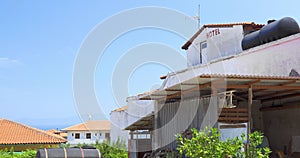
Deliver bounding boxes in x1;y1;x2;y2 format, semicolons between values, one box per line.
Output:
94;139;127;158
0;139;127;158
176;127;271;158
0;148;36;158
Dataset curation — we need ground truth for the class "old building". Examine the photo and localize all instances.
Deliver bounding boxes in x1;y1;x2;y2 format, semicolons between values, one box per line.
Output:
113;17;300;158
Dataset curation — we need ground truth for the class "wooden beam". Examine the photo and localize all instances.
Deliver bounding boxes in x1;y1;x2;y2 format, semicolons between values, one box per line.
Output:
281;80;297;85
233;94;248;101
248;86;253;143
159;81;213;101
240;80;298;97
216;84;300;90
255;89;296;100
260;104;300;112
248;79;261;85
262;92;300;102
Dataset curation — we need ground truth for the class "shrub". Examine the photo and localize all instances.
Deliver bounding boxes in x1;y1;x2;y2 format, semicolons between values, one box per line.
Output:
176;127;271;158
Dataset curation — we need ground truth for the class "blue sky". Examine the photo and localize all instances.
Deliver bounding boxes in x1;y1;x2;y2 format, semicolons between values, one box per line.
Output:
1;0;300;129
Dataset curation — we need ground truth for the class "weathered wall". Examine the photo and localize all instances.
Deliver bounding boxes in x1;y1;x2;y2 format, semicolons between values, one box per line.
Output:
153;97;216;150
262;108;300;153
110;98;154;148
164;34;300;89
187;25;244;67
110;110;129;147
127;97;155;126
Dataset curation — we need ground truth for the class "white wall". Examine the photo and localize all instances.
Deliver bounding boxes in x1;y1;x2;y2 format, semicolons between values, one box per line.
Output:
110;99;154;148
164;34;300;89
110;109;129;147
127;97;155;126
66;130;110;145
186;25;244;67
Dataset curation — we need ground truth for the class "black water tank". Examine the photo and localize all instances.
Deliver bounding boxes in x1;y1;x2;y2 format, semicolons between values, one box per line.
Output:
35;148;101;158
259;17;300;44
241;30;260;50
241;17;300;50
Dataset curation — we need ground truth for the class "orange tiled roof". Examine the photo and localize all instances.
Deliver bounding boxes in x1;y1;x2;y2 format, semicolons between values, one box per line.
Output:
46;129;67;139
62;120;110;131
0;119;67;145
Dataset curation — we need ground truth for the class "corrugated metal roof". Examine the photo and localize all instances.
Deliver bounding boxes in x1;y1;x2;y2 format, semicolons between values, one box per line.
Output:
0;119;66;145
138;74;300;102
181;22;264;50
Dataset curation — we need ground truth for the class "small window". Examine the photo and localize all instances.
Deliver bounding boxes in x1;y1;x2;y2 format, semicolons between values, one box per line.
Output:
86;133;91;139
200;41;208;64
95;133;97;136
75;133;80;139
105;133;110;139
201;42;207;49
72;133;74;136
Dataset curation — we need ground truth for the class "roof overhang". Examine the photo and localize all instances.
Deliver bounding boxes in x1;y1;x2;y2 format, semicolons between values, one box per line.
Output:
125;113;154;131
137;74;300;103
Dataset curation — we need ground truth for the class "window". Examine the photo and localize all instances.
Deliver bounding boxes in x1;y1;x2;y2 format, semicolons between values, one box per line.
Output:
105;133;110;139
72;133;74;136
86;133;91;139
200;41;207;64
75;133;80;139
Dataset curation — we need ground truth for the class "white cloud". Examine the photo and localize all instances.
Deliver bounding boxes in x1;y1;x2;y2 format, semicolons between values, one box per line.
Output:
0;57;21;67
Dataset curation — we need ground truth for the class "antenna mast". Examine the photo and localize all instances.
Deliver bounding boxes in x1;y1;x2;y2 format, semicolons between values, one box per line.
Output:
197;4;200;29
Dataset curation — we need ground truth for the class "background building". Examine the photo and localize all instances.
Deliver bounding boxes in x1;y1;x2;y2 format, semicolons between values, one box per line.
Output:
62;120;110;145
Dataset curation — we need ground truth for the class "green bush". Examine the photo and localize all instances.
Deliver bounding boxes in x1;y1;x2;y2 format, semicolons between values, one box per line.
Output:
0;148;36;158
0;139;127;158
176;127;271;158
94;139;127;158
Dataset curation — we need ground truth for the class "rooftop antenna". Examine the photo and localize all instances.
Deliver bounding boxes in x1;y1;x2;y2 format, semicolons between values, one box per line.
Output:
88;114;92;121
194;4;201;29
198;4;200;29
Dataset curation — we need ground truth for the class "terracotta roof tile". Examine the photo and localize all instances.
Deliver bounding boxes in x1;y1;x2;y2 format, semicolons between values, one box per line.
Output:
46;129;68;139
62;120;110;131
0;119;67;145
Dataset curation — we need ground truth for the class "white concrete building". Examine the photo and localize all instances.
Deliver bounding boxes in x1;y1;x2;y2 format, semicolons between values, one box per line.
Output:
110;106;129;146
110;99;155;148
63;120;110;145
181;22;263;67
123;17;300;157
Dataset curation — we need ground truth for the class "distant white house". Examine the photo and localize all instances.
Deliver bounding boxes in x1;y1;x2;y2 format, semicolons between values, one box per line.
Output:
62;120;110;145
